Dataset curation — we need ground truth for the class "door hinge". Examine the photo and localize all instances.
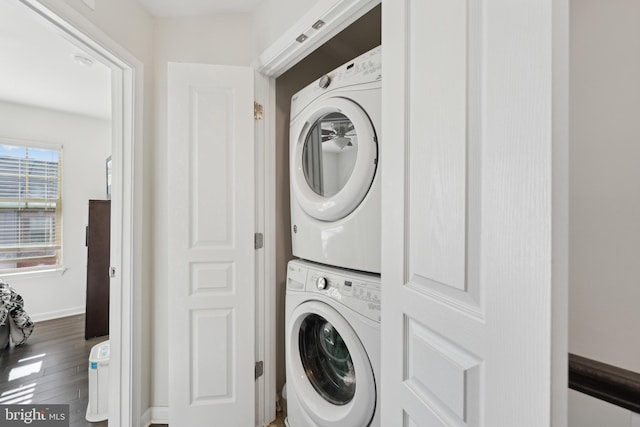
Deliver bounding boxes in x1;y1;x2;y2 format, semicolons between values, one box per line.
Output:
254;102;263;120
109;267;116;278
255;361;264;380
254;232;264;250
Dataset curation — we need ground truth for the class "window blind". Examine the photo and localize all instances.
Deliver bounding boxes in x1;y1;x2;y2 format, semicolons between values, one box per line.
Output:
0;143;62;270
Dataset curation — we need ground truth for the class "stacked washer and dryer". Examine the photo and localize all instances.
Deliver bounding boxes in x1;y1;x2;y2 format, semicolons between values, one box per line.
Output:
285;46;382;427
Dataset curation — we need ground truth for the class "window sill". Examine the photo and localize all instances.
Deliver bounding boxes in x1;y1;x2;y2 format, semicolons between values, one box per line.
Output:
0;267;67;281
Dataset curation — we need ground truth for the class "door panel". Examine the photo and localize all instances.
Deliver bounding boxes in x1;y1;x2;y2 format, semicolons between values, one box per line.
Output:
408;0;468;293
189;87;234;247
381;0;567;426
405;318;480;422
168;63;254;426
191;309;233;401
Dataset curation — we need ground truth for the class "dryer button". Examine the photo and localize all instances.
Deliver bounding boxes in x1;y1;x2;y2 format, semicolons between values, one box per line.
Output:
318;74;331;89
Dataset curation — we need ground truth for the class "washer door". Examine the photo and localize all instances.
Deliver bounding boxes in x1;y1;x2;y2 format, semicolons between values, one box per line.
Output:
288;300;376;427
291;97;378;222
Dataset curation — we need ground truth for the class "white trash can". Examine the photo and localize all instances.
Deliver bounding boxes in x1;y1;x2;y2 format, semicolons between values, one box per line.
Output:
86;340;109;422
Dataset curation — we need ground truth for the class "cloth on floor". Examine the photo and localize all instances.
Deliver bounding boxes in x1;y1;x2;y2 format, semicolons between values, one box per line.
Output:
0;280;34;346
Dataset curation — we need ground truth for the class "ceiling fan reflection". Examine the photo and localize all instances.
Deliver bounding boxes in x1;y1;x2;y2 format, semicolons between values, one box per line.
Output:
321;122;355;150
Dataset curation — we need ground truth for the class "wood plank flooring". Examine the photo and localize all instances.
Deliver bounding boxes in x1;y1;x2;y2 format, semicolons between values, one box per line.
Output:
0;314;219;427
0;314;107;427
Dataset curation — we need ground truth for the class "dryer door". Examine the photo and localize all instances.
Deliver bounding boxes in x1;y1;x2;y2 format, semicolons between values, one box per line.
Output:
288;300;376;427
291;97;378;222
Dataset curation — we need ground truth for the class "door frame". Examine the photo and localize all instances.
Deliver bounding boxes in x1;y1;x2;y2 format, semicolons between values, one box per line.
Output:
17;1;143;426
254;0;380;425
254;71;276;427
255;0;381;76
256;0;567;425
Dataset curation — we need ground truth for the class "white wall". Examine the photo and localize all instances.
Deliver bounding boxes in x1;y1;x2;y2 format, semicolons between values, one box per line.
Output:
570;0;640;374
152;13;254;409
61;0;154;63
0;100;110;320
251;0;321;59
569;390;640;427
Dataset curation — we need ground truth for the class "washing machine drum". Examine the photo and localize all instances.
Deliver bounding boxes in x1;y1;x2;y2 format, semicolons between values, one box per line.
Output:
291;97;378;222
288;301;376;426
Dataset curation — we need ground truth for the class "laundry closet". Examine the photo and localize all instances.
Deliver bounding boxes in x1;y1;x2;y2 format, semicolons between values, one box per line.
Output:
273;3;381;405
36;0;593;425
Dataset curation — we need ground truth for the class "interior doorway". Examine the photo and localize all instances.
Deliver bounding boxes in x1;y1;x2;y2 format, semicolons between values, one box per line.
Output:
0;2;113;423
12;1;143;426
0;0;112;323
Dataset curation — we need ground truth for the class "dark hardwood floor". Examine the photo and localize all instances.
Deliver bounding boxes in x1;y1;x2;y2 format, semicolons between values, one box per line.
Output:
0;314;107;427
0;315;169;427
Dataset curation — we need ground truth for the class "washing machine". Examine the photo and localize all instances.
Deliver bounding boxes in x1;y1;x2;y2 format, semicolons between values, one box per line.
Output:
285;259;380;427
290;46;381;274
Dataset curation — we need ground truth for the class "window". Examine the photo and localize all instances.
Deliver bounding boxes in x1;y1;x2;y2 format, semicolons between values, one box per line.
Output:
0;142;62;271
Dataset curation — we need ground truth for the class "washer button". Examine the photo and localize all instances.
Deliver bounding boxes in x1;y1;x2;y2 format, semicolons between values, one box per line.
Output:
316;277;328;290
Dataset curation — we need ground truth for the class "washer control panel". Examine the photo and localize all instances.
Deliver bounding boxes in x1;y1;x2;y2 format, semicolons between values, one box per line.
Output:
287;260;381;322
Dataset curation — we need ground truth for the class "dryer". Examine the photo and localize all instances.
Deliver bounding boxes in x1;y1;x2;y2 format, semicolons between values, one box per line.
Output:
290;46;381;274
285;259;380;427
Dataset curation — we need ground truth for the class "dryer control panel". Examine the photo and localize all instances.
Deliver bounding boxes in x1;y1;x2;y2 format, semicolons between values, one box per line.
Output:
290;45;382;121
287;260;381;322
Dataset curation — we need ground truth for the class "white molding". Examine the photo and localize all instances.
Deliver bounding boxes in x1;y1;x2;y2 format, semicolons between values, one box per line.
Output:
255;0;380;78
632;412;640;427
17;2;143;427
30;307;84;323
254;72;278;427
264;75;277;427
552;0;570;425
1;267;67;280
254;72;267;427
141;406;169;427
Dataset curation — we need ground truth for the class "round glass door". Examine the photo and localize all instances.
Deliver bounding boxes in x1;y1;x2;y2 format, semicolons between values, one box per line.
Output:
298;313;356;405
291;97;377;222
287;300;376;427
302;112;359;198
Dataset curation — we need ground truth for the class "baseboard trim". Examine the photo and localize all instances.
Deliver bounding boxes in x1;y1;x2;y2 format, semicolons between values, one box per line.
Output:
569;353;640;414
30;307;84;323
140;408;151;427
141;406;169;426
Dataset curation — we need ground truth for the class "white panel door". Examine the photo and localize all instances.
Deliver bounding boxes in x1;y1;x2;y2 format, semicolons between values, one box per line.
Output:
381;0;568;426
167;63;255;427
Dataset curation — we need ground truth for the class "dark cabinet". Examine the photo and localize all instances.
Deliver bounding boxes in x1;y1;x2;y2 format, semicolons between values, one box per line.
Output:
85;200;110;339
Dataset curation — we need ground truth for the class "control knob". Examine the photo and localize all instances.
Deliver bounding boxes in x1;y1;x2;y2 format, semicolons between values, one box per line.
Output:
318;74;331;89
316;277;328;290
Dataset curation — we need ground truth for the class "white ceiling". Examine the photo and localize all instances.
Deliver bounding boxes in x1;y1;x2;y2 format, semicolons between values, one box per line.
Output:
136;0;264;17
0;0;111;120
0;0;266;121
